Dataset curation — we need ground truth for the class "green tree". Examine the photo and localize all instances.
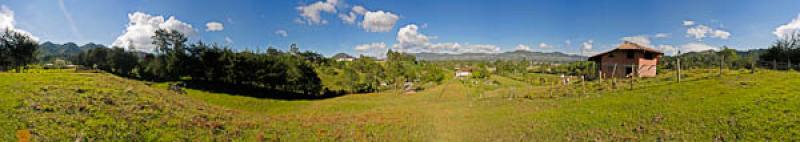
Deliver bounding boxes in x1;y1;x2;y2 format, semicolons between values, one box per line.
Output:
0;30;39;72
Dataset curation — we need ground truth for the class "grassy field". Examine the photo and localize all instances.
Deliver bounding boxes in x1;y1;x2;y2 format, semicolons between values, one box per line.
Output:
1;69;799;141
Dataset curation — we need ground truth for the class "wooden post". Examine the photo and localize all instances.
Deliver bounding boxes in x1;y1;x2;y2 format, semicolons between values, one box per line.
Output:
720;54;724;76
773;59;777;70
630;65;635;90
581;75;586;95
789;58;792;70
611;64;618;90
677;50;682;83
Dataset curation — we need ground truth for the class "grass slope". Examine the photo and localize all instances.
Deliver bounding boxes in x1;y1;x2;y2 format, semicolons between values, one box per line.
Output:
1;69;798;141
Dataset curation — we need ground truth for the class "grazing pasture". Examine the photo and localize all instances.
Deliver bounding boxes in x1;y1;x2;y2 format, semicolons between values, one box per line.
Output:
1;69;799;141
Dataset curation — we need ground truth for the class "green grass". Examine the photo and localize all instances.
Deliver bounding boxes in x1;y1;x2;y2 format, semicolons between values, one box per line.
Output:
1;69;799;141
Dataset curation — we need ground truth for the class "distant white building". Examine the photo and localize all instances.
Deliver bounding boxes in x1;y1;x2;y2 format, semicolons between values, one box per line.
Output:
455;68;472;77
336;57;354;62
332;53;356;62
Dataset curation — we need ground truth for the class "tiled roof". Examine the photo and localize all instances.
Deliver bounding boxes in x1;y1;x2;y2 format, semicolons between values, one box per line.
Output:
589;41;664;59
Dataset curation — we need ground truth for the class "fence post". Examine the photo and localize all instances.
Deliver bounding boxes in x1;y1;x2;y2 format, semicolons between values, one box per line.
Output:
773;59;777;69
720;54;724;76
789;58;792;70
677;51;682;83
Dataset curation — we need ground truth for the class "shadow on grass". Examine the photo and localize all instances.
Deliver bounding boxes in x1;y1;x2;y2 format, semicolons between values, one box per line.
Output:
182;80;347;101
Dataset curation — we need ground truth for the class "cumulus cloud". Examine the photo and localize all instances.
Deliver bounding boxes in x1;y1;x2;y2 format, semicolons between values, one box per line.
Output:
683;20;695;26
205;22;224;32
355;42;388;58
515;44;531;51
361;11;399;32
392;24;499;53
338;5;368;24
0;5;39;41
355;42;386;51
680;42;717;52
538;42;553;48
581;40;593;55
296;0;338;25
774;14;800;38
338;12;357;24
112;12;196;52
654;33;670;38
274;30;288;37
394;24;430;50
658;45;677;55
337;5;400;32
711;30;730;39
685;22;730;40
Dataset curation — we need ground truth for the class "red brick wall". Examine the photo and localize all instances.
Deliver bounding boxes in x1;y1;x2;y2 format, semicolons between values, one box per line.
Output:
596;50;660;78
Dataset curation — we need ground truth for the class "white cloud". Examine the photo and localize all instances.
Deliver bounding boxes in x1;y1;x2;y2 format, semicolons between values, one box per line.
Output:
538;42;553;48
680;42;717;52
580;40;594;56
683;20;695;26
685;22;730;40
774;14;800;38
686;25;711;39
392;24;499;53
361;11;399;32
205;22;224;32
355;42;386;51
711;30;730;39
355;42;388;58
654;33;670;38
658;45;677;55
112;12;196;52
296;0;338;25
338;5;368;24
352;5;367;15
338;12;357;24
394;24;430;50
0;5;39;42
515;44;531;51
274;30;288;37
224;37;233;45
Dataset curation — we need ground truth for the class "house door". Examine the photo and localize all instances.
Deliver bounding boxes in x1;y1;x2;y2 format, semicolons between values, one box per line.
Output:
625;67;633;76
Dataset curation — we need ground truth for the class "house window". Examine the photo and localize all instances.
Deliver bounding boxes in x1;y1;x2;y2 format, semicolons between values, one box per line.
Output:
626;51;635;59
608;53;615;58
644;52;654;60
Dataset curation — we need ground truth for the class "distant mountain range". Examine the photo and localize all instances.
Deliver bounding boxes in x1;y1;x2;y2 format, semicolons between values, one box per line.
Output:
411;50;587;62
38;42;106;62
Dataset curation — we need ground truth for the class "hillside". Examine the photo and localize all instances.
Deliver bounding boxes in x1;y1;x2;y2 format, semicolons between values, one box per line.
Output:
412;50;586;62
37;42;106;63
2;69;799;141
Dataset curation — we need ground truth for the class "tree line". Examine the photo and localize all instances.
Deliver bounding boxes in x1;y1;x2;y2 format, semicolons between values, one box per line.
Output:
0;30;39;72
71;29;445;98
760;32;800;69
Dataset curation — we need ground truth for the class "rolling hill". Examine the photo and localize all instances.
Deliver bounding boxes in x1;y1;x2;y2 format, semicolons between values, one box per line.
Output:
412;50;587;62
2;69;799;141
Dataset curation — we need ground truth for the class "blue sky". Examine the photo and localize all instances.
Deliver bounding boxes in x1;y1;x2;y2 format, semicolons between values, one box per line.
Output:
2;0;800;56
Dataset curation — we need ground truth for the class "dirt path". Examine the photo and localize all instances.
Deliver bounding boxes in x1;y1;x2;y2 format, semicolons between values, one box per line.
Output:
416;80;479;141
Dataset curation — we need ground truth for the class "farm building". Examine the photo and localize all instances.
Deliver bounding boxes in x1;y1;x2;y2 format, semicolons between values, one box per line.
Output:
588;41;664;78
454;68;472;77
332;53;356;62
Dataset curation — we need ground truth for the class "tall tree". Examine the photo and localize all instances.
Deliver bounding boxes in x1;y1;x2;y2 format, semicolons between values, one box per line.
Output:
0;30;39;72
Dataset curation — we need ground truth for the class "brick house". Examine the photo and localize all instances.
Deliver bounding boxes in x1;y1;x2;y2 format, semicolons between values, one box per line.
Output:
588;41;664;78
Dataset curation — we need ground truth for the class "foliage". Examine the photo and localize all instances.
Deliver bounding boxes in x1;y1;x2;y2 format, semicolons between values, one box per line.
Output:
0;29;39;72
